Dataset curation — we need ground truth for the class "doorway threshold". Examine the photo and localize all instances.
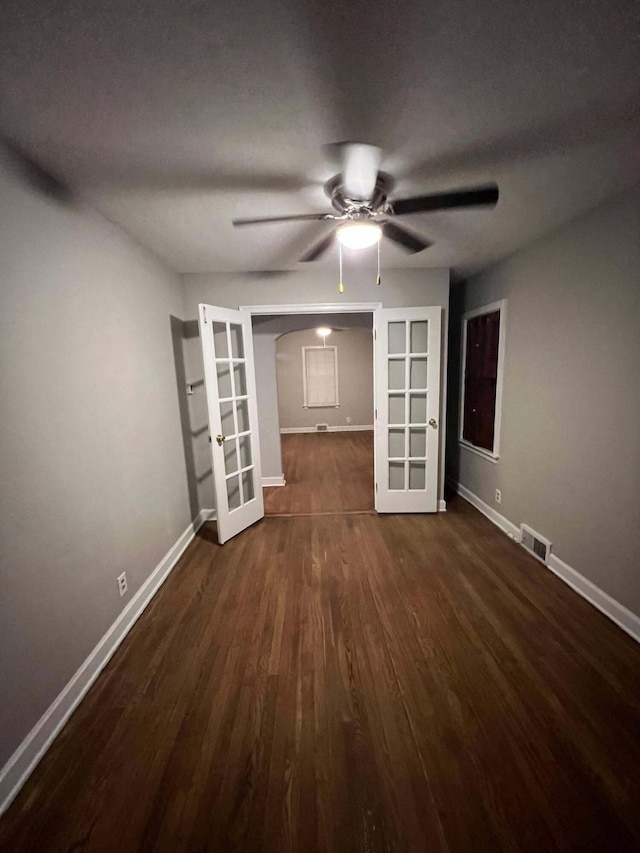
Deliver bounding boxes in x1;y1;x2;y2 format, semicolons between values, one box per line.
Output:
265;509;376;518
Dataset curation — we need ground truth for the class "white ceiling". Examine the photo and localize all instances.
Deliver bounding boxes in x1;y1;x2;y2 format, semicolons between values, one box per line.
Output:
1;0;639;276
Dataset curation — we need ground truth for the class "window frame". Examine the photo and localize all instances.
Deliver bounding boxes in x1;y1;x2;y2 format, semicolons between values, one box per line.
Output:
302;345;340;408
458;300;506;462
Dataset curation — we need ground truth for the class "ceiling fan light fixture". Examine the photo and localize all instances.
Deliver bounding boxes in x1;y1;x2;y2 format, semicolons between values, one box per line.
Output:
336;221;382;250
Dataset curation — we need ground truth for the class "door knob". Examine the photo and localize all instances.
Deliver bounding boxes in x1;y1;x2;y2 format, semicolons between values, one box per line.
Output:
428;418;438;429
216;434;226;446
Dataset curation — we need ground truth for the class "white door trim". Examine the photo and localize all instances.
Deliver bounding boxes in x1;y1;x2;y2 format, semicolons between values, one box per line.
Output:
240;302;382;315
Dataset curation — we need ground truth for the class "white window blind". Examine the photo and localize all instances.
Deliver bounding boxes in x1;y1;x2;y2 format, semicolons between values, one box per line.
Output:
302;346;339;407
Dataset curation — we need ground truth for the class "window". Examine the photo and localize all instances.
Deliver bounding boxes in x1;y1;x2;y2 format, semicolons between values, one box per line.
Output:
459;301;506;460
302;346;339;408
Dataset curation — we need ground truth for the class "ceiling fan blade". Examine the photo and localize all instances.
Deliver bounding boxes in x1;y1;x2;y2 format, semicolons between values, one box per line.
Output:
299;230;335;262
390;183;499;216
382;221;432;254
3;137;73;203
335;142;382;201
233;213;335;226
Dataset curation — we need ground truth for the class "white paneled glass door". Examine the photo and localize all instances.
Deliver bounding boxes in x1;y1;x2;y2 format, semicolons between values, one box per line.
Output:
198;304;264;544
374;307;441;512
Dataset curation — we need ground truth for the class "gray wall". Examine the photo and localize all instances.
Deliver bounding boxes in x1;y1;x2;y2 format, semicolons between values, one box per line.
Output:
448;187;640;617
276;328;373;429
0;154;192;768
182;268;450;504
181;268;449;319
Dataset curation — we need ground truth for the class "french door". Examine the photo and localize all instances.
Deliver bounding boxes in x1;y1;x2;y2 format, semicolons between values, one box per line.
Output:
198;304;264;544
374;307;442;512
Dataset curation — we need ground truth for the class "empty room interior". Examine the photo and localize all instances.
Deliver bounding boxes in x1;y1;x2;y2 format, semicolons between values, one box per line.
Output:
1;1;639;851
259;312;375;515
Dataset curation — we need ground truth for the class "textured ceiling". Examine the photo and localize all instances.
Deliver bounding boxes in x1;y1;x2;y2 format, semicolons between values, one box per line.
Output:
1;0;639;275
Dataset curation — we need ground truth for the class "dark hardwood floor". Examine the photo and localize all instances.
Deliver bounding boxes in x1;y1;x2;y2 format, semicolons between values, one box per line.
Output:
2;499;640;850
263;431;374;515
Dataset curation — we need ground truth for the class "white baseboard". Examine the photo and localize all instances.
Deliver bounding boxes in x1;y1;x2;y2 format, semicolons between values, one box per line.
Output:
0;506;215;816
438;499;447;512
449;480;640;646
449;479;520;540
262;475;286;487
280;425;374;434
547;553;640;644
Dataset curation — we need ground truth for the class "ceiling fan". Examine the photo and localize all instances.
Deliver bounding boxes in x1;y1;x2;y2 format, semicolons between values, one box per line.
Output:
232;142;499;262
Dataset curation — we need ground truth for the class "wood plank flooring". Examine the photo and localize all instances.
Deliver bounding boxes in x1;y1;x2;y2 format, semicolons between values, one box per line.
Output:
2;499;640;851
263;431;374;515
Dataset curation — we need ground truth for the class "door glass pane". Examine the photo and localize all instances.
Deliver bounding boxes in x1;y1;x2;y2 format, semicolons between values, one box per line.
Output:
216;362;232;398
388;428;405;458
409;461;426;490
410;321;428;354
388;359;405;390
388;395;405;425
409;428;426;458
229;324;244;358
410;358;428;389
409;394;427;424
212;322;229;358
238;434;252;468
227;475;241;510
236;399;249;433
224;439;238;475
388;321;406;354
220;401;235;436
242;469;255;502
389;461;405;490
233;362;247;396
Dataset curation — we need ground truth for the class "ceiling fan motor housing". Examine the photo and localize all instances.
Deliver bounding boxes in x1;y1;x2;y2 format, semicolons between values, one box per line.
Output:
324;172;394;217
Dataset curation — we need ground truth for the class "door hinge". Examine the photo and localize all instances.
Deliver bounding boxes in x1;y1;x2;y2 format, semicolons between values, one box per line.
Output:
375;482;378;492
203;307;208;324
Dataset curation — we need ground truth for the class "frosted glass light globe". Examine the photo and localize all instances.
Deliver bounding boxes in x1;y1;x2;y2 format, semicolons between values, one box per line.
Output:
336;221;382;250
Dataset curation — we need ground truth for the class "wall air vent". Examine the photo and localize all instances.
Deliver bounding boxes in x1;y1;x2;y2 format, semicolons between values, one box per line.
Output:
316;423;329;432
520;524;552;565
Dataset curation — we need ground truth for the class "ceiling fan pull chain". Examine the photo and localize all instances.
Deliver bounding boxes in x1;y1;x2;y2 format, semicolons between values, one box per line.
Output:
338;240;344;293
376;238;382;286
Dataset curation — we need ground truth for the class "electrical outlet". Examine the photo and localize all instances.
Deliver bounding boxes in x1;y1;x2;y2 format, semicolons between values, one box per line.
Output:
346;416;352;424
495;489;502;504
117;572;128;598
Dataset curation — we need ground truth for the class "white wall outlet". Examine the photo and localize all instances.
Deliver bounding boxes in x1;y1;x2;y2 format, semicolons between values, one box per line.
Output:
495;489;502;504
346;416;352;424
117;572;128;598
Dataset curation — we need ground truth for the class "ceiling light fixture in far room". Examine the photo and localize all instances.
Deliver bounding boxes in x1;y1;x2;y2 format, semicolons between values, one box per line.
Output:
336;220;382;250
316;326;332;346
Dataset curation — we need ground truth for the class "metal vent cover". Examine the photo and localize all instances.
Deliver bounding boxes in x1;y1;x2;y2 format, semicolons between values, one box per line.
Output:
520;523;552;565
316;423;329;432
